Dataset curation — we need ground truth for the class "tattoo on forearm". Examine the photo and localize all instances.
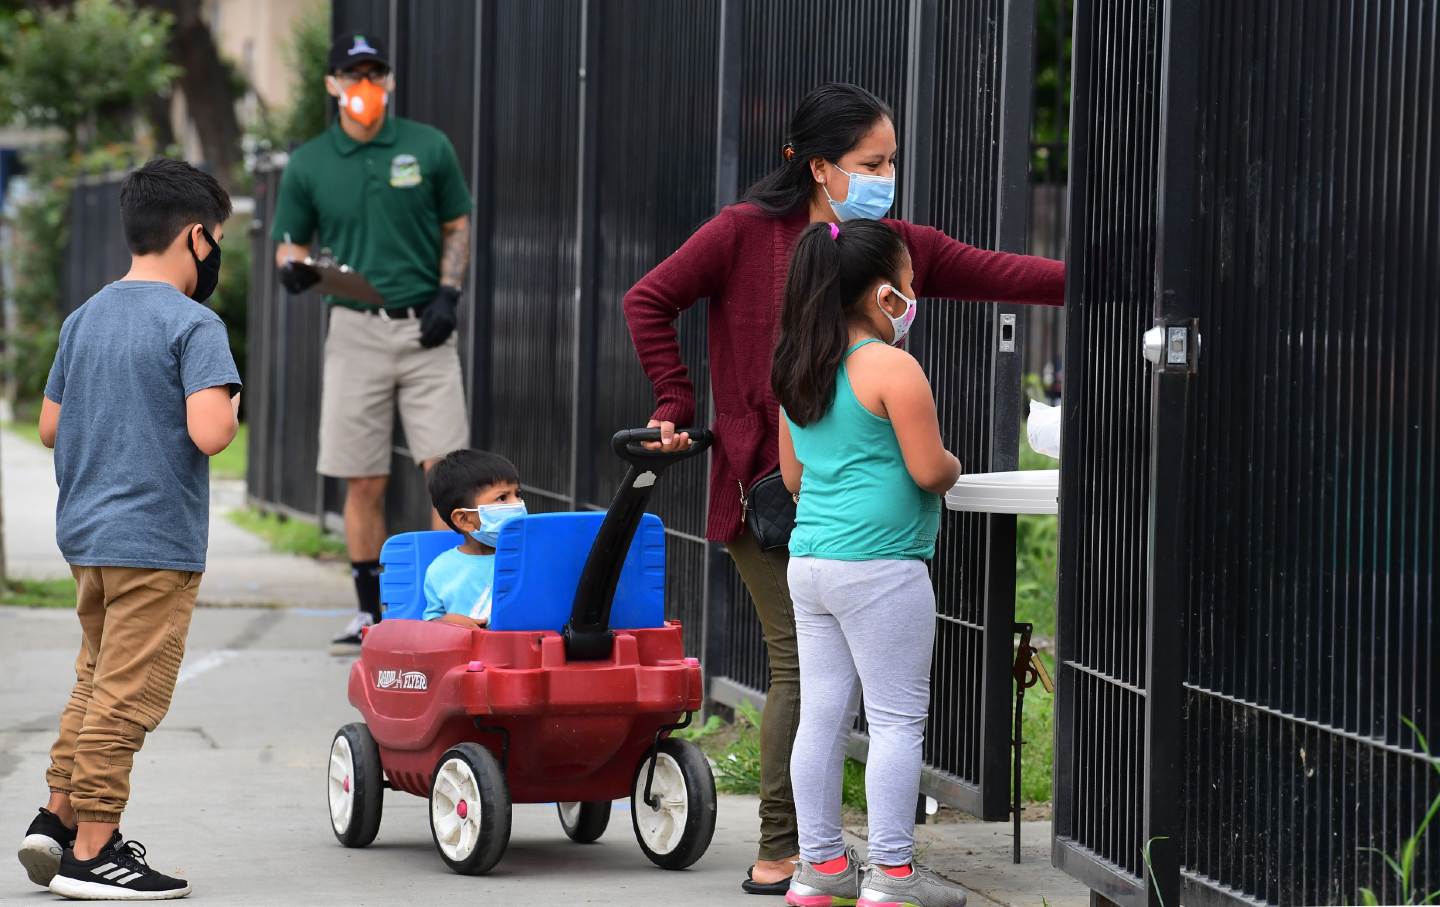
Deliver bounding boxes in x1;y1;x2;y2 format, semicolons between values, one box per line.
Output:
440;220;471;290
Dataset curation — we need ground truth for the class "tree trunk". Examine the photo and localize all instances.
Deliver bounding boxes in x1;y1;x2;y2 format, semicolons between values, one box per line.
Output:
145;93;177;153
138;0;242;189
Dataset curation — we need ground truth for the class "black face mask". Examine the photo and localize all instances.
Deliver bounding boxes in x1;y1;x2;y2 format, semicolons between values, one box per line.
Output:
187;225;221;303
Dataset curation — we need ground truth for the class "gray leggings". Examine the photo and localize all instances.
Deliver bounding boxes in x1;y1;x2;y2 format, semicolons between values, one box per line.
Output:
787;556;935;866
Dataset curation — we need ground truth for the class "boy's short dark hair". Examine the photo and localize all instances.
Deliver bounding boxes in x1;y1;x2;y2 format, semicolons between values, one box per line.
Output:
119;158;233;255
427;449;521;532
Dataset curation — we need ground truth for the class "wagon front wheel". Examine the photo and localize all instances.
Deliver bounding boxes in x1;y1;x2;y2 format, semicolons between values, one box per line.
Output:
429;743;511;875
328;723;383;848
630;737;716;870
557;801;612;843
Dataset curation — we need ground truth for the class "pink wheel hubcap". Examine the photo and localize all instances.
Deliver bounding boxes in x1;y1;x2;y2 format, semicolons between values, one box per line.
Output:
343;776;351;793
457;799;468;819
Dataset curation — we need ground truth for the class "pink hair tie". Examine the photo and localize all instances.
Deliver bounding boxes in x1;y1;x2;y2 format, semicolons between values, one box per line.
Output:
828;222;840;240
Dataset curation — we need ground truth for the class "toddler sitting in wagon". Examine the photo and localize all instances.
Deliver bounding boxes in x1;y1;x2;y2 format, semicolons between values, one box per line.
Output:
422;449;526;628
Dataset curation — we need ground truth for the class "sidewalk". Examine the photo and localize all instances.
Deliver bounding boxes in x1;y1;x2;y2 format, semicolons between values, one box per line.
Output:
0;428;1088;906
1;428;353;607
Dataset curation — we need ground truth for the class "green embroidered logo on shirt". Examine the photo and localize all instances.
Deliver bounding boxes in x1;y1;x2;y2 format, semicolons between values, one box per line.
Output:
390;154;422;188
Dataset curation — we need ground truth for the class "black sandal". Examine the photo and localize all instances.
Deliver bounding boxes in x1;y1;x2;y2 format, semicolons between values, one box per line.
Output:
741;866;793;896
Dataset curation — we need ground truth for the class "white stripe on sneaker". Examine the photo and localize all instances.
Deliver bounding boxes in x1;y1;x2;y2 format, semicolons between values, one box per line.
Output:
104;867;132;880
92;862;117;875
117;871;143;885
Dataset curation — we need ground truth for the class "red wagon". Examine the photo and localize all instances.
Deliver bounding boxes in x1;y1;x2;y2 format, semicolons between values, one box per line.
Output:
326;429;718;875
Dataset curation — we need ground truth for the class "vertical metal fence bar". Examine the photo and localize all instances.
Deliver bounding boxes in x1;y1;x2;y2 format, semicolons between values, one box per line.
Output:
703;0;745;699
901;0;936;227
467;1;496;452
975;0;1039;823
1142;2;1202;904
569;0;601;512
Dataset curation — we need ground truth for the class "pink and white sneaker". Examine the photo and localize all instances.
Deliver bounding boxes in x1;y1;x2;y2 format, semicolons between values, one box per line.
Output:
786;847;861;906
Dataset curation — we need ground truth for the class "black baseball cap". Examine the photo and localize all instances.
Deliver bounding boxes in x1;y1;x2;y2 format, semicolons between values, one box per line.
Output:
329;33;390;73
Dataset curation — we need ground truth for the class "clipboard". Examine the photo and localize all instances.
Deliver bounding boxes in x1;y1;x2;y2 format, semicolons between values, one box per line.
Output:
290;253;384;305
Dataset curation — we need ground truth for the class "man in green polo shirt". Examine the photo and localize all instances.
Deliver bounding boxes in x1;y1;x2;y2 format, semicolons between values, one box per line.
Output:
272;32;472;652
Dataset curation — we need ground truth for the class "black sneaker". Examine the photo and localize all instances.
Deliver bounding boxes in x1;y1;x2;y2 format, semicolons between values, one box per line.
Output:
49;832;191;900
18;807;76;887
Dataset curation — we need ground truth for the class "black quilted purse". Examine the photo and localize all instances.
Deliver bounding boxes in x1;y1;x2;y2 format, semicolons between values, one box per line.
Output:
740;470;798;551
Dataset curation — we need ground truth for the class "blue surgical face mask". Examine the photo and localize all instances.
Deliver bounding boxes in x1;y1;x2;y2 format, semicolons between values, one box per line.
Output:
823;164;896;221
460;500;527;547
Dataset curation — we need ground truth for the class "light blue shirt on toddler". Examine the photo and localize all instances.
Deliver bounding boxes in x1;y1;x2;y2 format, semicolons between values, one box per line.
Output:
422;548;496;623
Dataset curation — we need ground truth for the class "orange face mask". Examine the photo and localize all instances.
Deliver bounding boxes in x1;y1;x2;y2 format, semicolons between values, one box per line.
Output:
339;78;387;128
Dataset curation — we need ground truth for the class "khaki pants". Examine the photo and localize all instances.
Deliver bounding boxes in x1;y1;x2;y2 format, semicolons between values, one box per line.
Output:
46;567;200;823
726;533;801;862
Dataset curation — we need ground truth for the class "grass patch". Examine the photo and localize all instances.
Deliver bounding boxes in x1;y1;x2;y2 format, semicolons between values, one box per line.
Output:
680;702;870;811
1017;423;1059;639
0;577;76;608
228;507;346;560
1017;421;1059;799
3;420;43;448
210;423;248;481
1016;512;1058;639
1019;658;1056;803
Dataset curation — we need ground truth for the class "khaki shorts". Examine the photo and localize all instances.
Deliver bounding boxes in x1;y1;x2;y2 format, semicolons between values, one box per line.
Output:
318;305;470;478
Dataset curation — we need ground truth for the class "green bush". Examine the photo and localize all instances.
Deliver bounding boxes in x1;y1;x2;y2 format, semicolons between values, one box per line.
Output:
248;2;332;152
0;0;177;152
1;0;180;407
4;145;148;405
213;218;250;389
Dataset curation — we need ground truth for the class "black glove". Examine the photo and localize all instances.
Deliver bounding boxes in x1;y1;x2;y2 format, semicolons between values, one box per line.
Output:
278;260;321;295
419;286;461;348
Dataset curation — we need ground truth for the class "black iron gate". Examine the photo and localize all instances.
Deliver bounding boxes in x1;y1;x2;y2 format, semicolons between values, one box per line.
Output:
245;0;1043;818
1057;1;1439;904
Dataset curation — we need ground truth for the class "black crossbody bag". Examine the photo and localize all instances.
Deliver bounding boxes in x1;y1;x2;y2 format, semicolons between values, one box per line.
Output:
739;470;798;551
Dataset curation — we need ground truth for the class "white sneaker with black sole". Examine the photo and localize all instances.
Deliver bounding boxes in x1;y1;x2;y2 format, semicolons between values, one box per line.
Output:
328;611;374;656
49;833;190;900
18;807;76;887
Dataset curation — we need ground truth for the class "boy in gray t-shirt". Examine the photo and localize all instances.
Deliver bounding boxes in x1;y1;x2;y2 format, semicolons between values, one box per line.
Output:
18;159;240;901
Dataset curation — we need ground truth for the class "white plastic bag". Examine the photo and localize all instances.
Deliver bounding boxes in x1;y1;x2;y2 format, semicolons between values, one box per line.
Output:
1027;399;1062;460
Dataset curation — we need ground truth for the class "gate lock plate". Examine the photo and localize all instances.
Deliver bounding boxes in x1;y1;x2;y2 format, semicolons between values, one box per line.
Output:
1143;321;1200;371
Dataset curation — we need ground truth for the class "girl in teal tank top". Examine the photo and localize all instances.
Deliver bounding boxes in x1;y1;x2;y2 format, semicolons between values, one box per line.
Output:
783;336;941;559
771;219;965;902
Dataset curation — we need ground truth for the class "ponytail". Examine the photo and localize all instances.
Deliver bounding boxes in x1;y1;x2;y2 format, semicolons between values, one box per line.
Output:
772;220;908;426
743;83;894;216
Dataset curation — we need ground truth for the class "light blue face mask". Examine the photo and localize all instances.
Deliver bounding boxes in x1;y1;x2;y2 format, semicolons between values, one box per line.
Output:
823;164;896;221
461;501;527;547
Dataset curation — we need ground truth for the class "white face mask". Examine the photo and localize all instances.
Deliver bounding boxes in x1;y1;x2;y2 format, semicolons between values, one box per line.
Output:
877;284;917;345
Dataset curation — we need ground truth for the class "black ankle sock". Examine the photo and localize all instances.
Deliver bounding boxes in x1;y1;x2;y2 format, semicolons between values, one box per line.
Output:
351;560;382;621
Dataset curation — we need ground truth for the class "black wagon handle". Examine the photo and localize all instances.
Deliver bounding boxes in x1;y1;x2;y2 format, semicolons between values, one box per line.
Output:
610;428;714;466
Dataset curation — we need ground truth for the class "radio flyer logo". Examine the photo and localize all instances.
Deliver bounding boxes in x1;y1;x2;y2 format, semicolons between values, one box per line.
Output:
375;669;428;691
390;154;422;188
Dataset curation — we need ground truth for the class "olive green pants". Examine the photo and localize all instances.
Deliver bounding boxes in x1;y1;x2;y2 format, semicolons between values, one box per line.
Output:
725;532;800;862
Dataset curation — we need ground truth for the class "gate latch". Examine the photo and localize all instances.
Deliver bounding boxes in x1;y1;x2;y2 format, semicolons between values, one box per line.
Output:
998;313;1017;353
1143;322;1199;370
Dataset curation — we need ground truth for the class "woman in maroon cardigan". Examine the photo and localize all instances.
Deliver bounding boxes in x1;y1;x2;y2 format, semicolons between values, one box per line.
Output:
624;83;1063;896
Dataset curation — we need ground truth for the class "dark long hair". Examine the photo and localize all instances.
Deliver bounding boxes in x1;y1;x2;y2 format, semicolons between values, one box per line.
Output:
742;83;894;216
772;220;908;426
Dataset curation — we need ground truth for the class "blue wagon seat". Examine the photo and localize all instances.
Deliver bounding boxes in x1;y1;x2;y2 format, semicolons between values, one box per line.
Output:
377;512;666;631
